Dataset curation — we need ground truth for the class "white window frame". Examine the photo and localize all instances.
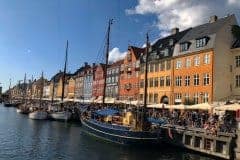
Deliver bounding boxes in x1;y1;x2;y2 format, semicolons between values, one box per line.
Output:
176;60;182;69
204;54;210;64
185;58;191;68
194;56;200;66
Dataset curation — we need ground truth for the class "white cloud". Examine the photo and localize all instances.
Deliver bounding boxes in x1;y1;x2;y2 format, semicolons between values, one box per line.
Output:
126;0;240;36
108;47;127;62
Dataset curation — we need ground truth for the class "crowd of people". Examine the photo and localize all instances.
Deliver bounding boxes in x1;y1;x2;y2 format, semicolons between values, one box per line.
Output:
149;109;237;134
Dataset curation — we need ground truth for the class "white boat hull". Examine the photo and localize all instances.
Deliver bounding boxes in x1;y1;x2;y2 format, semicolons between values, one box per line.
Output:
50;111;72;121
16;109;22;113
29;111;48;120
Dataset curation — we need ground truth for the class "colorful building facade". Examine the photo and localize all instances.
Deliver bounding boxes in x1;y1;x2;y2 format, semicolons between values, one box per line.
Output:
106;60;123;100
119;46;144;102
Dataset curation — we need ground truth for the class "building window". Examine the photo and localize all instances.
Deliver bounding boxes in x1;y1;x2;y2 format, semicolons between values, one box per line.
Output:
150;63;154;72
185;76;190;86
184;93;190;102
166;60;171;70
193;93;199;104
204;54;210;64
139;94;143;101
166;76;171;86
194;74;199;86
160;61;165;71
154;63;159;72
203;73;210;85
154;77;158;87
175;76;182;86
203;93;209;103
176;60;182;69
140;79;144;88
185;58;191;68
175;93;182;100
160;77;165;87
180;42;189;52
154;93;158;103
236;75;240;87
194;56;200;66
149;78;153;87
196;37;208;48
149;93;153;103
236;56;240;67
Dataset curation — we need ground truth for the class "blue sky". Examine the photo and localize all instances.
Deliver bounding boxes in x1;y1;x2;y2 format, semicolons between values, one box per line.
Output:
0;0;158;91
0;0;239;91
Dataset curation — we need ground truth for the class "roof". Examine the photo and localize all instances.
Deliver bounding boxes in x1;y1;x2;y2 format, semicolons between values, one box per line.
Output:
50;71;73;82
128;46;145;59
179;15;235;43
173;15;237;57
147;28;191;61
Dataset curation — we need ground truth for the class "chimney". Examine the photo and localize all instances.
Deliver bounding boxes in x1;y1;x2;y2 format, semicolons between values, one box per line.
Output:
92;63;96;67
209;15;218;23
84;62;88;67
171;28;179;35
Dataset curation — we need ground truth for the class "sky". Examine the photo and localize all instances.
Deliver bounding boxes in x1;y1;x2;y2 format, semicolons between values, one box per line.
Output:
0;0;239;91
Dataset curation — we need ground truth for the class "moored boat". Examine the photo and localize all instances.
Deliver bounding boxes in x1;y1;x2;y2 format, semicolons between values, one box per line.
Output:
29;110;48;120
81;108;163;145
49;111;72;121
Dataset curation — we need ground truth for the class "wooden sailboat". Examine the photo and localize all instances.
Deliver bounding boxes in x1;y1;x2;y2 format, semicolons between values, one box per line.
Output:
49;41;72;121
80;20;163;145
29;72;48;120
17;74;29;113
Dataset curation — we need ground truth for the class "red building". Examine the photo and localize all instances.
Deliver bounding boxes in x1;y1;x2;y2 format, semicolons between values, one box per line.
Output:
92;63;105;101
119;46;145;102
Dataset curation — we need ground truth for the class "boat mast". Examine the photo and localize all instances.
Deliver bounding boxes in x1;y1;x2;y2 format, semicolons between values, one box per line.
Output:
9;78;11;103
23;73;27;104
39;71;44;108
141;33;150;130
103;19;113;104
61;40;68;106
30;75;33;101
51;77;55;105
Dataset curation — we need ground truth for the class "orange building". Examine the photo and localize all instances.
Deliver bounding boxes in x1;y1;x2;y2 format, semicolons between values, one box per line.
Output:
139;28;190;104
119;46;144;102
173;50;213;104
172;15;237;104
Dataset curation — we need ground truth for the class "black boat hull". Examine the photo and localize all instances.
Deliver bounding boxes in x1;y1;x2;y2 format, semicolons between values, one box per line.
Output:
81;118;162;145
4;103;12;107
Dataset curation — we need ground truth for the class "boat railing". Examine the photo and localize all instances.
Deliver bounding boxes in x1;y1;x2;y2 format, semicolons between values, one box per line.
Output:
89;119;130;131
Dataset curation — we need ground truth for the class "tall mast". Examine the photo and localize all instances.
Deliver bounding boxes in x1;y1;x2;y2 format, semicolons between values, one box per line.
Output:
51;77;55;105
30;75;33;100
103;19;113;104
39;71;44;108
9;78;11;102
23;73;27;103
61;40;68;104
141;33;150;130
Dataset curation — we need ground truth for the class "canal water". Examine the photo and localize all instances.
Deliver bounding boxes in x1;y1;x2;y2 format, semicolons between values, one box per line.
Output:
0;104;216;160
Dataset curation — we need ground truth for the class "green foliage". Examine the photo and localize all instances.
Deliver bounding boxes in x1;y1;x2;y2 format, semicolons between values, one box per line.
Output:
232;25;240;39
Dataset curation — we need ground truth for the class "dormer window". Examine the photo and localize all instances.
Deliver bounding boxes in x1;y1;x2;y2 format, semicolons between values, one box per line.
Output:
169;39;174;46
180;42;190;52
196;37;209;48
